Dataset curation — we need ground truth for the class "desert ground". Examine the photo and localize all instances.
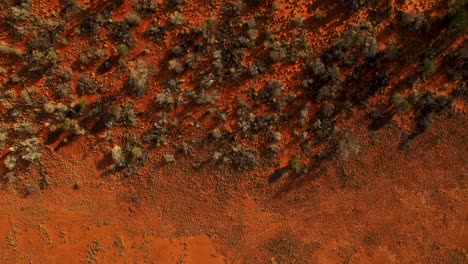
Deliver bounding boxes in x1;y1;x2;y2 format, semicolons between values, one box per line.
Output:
0;0;466;263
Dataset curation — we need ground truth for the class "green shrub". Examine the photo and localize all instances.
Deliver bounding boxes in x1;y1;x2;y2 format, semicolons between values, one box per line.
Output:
62;118;72;131
111;105;122;118
118;43;130;56
131;147;143;158
422;59;436;79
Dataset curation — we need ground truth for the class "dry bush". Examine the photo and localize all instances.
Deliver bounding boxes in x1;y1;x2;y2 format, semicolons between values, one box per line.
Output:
124;60;154;98
0;42;23;57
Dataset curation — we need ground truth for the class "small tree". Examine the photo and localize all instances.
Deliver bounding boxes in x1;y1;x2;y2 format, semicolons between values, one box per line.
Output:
118;43;130;56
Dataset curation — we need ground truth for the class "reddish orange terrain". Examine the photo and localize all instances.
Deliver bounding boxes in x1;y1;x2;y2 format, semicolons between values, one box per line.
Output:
0;0;466;263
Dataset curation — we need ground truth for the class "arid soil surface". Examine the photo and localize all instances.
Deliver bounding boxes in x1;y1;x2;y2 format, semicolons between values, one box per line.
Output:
1;113;466;263
0;0;466;263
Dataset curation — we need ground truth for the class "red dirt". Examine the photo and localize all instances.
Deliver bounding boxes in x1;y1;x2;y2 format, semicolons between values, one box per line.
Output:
0;112;465;263
0;0;466;263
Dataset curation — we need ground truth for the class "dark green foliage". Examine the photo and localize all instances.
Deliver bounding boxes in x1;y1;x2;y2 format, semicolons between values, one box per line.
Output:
316;84;341;102
18;138;43;163
163;78;182;92
267;144;281;157
171;45;184;56
268;2;280;17
120;101;138;127
292;17;304;28
314;9;325;20
168;58;185;74
334;131;361;162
